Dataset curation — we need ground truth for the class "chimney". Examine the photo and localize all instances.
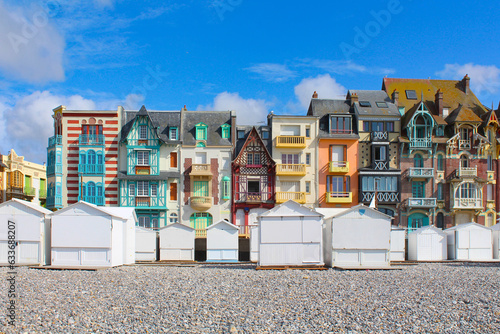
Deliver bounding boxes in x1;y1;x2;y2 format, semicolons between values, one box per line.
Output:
462;74;470;94
312;91;318;99
391;89;399;107
350;92;359;103
435;89;443;116
182;105;187;111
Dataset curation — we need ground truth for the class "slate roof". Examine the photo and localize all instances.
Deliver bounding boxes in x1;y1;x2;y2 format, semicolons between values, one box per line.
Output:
181;110;233;146
121;106;182;144
234;126;272;158
307;98;359;139
347;90;400;118
382;77;488;118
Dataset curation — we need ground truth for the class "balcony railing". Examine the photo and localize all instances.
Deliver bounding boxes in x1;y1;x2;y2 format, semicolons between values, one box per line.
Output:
6;186;24;195
361;191;399;203
46;196;62;208
329;161;349;173
235;224;257;237
79;134;105;146
276;192;306;204
47;164;62;176
453;198;482;209
39;189;47;199
326;192;352;203
79;164;105;174
190;196;212;211
409;138;432;148
276;136;306;148
408;167;434;178
276;164;306;176
24;187;36;196
459;140;471;150
48;135;62;147
82;195;105;206
235;192;273;203
135;197;151;207
458;167;477;178
406;198;437;208
371;131;389;141
190;164;212;176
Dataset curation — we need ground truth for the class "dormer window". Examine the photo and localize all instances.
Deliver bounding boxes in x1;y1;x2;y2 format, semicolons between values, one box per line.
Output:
139;125;148;139
330;115;352;134
406;90;417;100
376;102;388;108
436;126;444;137
359;101;371;107
195;122;207;141
221;124;231;139
169;127;178;140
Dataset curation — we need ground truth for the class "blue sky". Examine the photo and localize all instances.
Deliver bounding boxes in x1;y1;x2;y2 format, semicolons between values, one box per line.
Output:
1;0;499;163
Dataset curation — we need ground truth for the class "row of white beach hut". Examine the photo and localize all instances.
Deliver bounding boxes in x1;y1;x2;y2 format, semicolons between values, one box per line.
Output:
2;199;500;268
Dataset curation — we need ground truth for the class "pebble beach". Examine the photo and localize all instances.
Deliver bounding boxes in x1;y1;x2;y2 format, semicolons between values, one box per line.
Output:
1;262;500;333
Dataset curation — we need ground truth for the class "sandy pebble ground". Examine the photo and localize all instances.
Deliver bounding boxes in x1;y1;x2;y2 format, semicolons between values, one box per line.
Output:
0;262;499;333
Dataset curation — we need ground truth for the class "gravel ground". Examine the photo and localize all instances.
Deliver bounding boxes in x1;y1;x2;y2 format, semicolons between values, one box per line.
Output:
1;262;500;333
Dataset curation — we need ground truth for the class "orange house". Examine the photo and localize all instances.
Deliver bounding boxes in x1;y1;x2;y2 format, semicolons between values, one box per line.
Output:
307;94;358;207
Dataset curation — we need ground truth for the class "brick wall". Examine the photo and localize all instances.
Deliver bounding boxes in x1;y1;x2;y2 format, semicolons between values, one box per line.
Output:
183;158;192;205
211;158;219;205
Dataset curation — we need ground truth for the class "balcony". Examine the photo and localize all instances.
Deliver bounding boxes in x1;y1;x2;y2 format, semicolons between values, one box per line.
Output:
360;191;399;203
326;192;352;203
276;164;306;176
135;166;150;175
46;196;62;208
276;192;306;204
329;161;349;173
6;186;24;195
39;189;47;199
190;196;212;211
408;168;434;178
459;140;471;150
47;164;62;176
135;197;151;207
82;196;105;206
79;164;105;174
371;131;389;142
406;198;437;208
79;134;105;146
458;167;477;178
235;192;273;203
276;136;306;148
190;164;212;177
24;187;36;197
409;138;432;149
453;198;482;209
48;135;62;147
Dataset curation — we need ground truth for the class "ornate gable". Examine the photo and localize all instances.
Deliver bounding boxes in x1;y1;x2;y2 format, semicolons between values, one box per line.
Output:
234;127;274;170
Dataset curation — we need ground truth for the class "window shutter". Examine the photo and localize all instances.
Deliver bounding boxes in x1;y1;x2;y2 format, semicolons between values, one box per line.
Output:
170;183;177;201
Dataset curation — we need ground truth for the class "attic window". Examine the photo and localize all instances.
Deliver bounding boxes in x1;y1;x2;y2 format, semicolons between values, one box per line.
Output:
195;122;207;141
406;90;417;100
261;131;269;139
221;123;231;139
376;102;388;108
169;127;178;140
359;101;371;107
237;130;245;139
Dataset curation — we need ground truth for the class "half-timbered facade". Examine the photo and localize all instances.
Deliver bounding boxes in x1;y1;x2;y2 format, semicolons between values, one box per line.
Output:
232;126;275;235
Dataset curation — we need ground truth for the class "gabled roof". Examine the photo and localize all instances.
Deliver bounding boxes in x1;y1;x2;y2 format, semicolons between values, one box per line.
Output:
382;77;488;117
160;222;194;231
409;225;446;235
445;222;491;231
181;110;233;146
491;223;500;231
445;104;482;124
233;126;274;166
329;204;391;220
206;219;239;230
51;201;132;219
121;107;182;144
260;200;323;218
307;98;359;139
402;101;435;128
347;90;400;117
0;198;52;215
481;106;499;128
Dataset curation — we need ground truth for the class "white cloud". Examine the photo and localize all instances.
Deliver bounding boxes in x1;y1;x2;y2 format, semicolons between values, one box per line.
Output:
294;74;347;109
198;92;270;125
299;59;395;76
245;63;297;82
436;63;500;95
0;91;97;164
0;2;65;83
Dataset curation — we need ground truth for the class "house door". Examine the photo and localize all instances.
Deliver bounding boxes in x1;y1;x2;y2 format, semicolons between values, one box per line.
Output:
408;213;429;231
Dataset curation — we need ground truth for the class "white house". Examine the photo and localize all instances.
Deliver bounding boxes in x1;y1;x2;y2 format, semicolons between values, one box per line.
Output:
51;201;137;267
206;219;239;262
159;223;195;261
135;227;157;262
250;225;259;263
0;199;52;265
324;204;392;268
408;226;447;261
389;226;406;262
492;223;500;259
445;222;492;261
258;200;324;267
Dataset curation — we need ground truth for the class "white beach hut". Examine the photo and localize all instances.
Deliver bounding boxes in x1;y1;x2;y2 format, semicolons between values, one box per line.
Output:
258;200;324;267
250;225;259;263
492;223;500;259
51;201;137;267
206;220;239;262
408;225;447;261
324;204;392;268
444;222;492;261
135;227;157;262
390;226;406;262
0;199;52;265
159;223;195;261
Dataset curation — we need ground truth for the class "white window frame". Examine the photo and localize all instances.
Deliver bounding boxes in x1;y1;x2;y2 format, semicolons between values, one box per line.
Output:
137;151;150;166
137;181;149;197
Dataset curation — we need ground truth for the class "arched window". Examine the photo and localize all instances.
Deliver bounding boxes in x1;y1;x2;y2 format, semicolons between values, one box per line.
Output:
437;154;444;171
487;213;494;227
169;212;178;224
460;155;468;168
196;142;206;147
87;182;96;197
436;213;444;229
88;150;96;165
414;154;423;168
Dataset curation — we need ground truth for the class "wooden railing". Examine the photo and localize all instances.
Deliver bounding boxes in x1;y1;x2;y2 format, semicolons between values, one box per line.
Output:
329;161;349;173
276;136;306;148
135;197;151;207
371;131;389;141
326;192;352;203
276;164;306;175
276;192;306;204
